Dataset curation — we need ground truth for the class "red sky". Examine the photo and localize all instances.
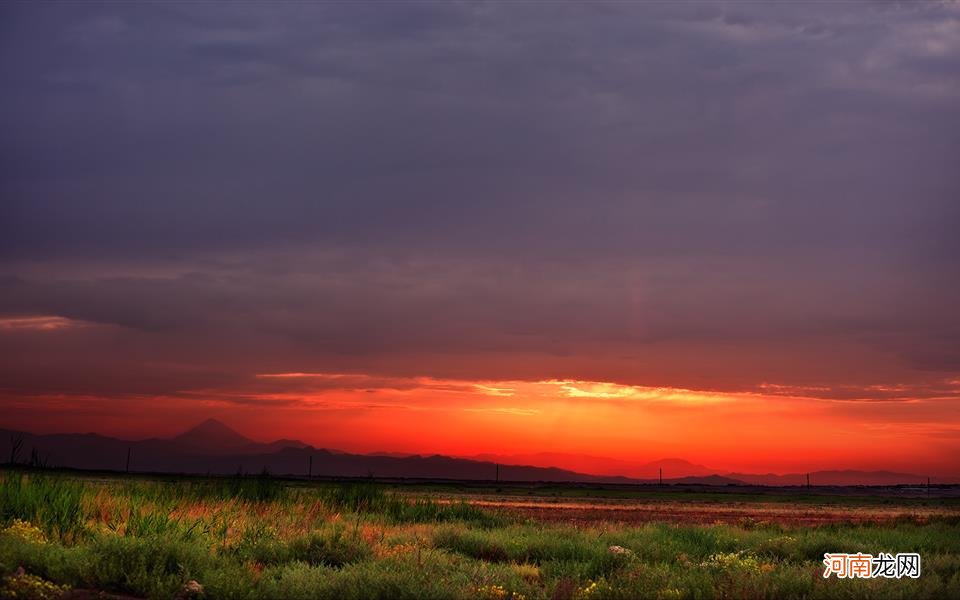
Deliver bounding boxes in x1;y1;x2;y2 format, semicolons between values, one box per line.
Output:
2;3;959;480
3;319;959;477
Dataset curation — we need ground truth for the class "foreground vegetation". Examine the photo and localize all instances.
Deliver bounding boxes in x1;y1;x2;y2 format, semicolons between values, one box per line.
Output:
1;471;959;599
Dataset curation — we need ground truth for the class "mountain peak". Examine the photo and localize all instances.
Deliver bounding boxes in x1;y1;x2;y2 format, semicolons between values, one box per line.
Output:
193;417;230;428
173;418;253;449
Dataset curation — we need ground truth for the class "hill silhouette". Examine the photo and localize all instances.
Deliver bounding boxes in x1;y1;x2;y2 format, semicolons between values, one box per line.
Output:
0;420;942;485
467;452;714;479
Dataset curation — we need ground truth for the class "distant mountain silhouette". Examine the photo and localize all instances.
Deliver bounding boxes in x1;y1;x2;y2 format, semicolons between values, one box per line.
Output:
172;418;255;453
467;452;714;478
0;422;646;482
727;470;930;487
0;420;946;485
168;418;310;456
669;474;744;485
366;451;416;459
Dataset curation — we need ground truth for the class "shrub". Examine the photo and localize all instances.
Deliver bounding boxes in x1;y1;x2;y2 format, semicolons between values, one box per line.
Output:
2;519;47;544
0;569;68;600
87;533;213;599
432;527;510;562
287;525;371;567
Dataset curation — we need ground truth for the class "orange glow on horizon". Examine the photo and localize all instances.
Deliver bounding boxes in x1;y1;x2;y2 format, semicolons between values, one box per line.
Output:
4;371;959;479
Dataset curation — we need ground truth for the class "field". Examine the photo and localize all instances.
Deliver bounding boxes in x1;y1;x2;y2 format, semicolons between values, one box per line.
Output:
2;470;959;600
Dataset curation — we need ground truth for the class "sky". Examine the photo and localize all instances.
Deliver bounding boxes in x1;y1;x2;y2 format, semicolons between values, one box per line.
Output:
1;1;959;477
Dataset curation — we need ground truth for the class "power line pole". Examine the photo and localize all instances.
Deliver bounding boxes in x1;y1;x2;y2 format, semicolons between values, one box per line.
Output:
806;473;810;489
495;463;500;482
659;467;662;486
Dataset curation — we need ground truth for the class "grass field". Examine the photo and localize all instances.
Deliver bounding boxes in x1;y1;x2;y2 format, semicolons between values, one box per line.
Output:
2;470;959;599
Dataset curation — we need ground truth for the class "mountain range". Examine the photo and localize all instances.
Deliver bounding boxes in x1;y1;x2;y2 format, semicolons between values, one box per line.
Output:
0;419;941;486
465;453;715;479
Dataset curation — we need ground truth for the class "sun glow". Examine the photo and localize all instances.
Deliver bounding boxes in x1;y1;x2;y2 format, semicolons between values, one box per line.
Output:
5;369;957;477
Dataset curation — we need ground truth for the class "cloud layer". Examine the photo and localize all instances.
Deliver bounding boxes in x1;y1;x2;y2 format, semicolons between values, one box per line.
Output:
1;2;958;463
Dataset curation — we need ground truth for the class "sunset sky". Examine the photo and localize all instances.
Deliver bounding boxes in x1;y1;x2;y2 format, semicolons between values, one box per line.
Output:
1;2;959;477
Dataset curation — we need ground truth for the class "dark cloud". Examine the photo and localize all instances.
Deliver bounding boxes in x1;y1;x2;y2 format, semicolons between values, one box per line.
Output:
0;2;958;404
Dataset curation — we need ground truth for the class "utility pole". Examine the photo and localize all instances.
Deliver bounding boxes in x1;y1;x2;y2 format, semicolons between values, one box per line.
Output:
125;447;131;473
495;463;500;483
927;476;931;495
309;455;313;478
806;473;810;489
659;467;662;486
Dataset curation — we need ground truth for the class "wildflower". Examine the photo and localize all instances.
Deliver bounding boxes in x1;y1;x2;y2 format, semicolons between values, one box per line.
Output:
475;584;526;600
699;551;770;575
576;580;603;599
0;568;68;600
174;579;204;599
2;520;46;545
512;563;540;581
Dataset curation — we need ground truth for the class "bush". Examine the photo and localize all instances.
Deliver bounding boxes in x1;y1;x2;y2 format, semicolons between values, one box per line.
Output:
87;533;213;599
259;554;478;600
229;524;370;568
0;570;68;600
287;525;371;567
432;527;510;562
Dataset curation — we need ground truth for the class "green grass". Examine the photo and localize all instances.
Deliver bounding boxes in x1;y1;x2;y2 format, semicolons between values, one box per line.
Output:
1;470;959;599
116;471;289;505
322;481;504;527
397;482;960;508
0;473;85;542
